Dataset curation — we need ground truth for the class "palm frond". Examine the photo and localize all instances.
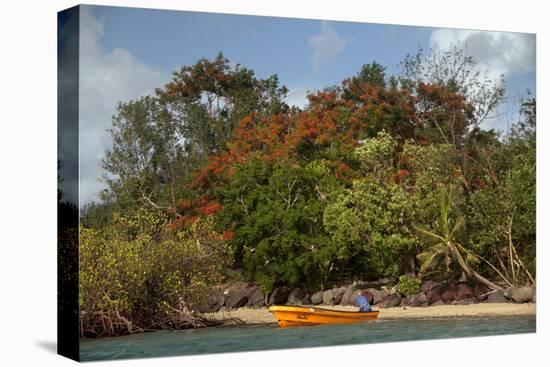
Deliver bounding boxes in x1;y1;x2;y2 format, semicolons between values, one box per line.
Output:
455;242;478;262
415;226;446;243
438;188;449;234
449;216;465;237
464;249;480;265
417;243;449;273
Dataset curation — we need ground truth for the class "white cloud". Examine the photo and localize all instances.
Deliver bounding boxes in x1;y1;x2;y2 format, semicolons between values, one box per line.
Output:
480;88;527;133
309;21;346;70
430;28;535;78
78;7;168;204
429;28;535;132
285;86;311;109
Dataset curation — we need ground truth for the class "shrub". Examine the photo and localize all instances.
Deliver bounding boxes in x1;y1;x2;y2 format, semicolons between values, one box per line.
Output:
395;275;422;296
79;209;229;337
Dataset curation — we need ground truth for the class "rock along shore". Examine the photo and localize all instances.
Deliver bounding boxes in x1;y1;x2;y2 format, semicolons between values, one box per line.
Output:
199;278;536;325
205;303;536;325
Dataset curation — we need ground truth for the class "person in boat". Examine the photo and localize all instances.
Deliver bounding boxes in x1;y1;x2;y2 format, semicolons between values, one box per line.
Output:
355;290;374;312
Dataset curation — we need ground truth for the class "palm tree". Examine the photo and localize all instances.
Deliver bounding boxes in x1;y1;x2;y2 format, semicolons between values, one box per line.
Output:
416;186;505;291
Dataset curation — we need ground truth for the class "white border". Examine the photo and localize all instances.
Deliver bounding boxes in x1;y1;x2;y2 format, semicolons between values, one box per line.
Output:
0;1;547;366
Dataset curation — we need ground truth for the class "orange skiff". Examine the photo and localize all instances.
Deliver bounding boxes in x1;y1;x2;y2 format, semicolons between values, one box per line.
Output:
269;305;379;328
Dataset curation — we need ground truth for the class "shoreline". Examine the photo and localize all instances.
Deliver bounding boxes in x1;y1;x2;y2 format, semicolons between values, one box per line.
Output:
79;303;536;340
205;303;536;325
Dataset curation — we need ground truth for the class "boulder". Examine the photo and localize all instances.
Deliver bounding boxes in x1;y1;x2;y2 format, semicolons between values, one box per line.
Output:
441;281;457;303
503;287;513;299
198;290;225;313
246;286;265;308
340;286;353;305
416;293;429;307
425;282;445;305
322;287;346;305
287;288;310;305
333;287;347;304
368;288;390;305
504;286;535;303
345;289;366;306
403;292;427;307
341;286;362;306
364;290;375;305
456;282;475;301
421;280;437;294
474;284;491;301
380;293;401;308
322;289;334;305
486;290;508;303
311;291;324;305
269;286;290;305
431;299;445;306
426;291;441;305
225;287;250;309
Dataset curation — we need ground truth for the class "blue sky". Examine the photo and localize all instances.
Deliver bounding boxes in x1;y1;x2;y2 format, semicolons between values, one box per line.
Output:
75;5;536;204
93;5;433;93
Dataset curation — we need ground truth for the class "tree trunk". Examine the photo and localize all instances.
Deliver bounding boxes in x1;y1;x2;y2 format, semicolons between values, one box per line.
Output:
409;256;416;276
469;268;503;291
450;242;503;291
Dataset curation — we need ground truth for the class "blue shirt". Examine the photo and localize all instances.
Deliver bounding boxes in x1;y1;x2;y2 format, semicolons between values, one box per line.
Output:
355;294;372;312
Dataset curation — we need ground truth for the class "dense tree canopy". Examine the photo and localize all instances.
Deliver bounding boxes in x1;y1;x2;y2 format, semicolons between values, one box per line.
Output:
157;52;289;160
81;52;536;334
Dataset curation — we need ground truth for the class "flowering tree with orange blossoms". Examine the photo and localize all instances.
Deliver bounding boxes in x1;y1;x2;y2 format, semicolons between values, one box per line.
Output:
170;70;481;290
83;54;536;325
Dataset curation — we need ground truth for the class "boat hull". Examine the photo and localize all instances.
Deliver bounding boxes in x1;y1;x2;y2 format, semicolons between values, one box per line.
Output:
269;305;379;328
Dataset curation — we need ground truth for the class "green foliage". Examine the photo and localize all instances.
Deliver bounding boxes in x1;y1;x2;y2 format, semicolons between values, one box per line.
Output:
102;54;289;217
218;160;341;290
342;61;387;100
157;52;289;160
79;209;229;337
324;133;419;278
466;99;536;284
399;45;505;129
324;180;420;278
323;133;461;279
80;201;114;229
354;130;396;180
415;186;472;276
102;96;187;217
415;187;505;290
395;275;422;296
83;54;536;334
257;273;274;296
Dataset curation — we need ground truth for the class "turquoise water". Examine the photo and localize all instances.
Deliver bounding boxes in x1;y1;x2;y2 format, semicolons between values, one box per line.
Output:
80;315;535;361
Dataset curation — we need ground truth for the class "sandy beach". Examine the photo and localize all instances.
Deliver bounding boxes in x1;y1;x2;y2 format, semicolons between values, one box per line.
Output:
205;303;536;325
